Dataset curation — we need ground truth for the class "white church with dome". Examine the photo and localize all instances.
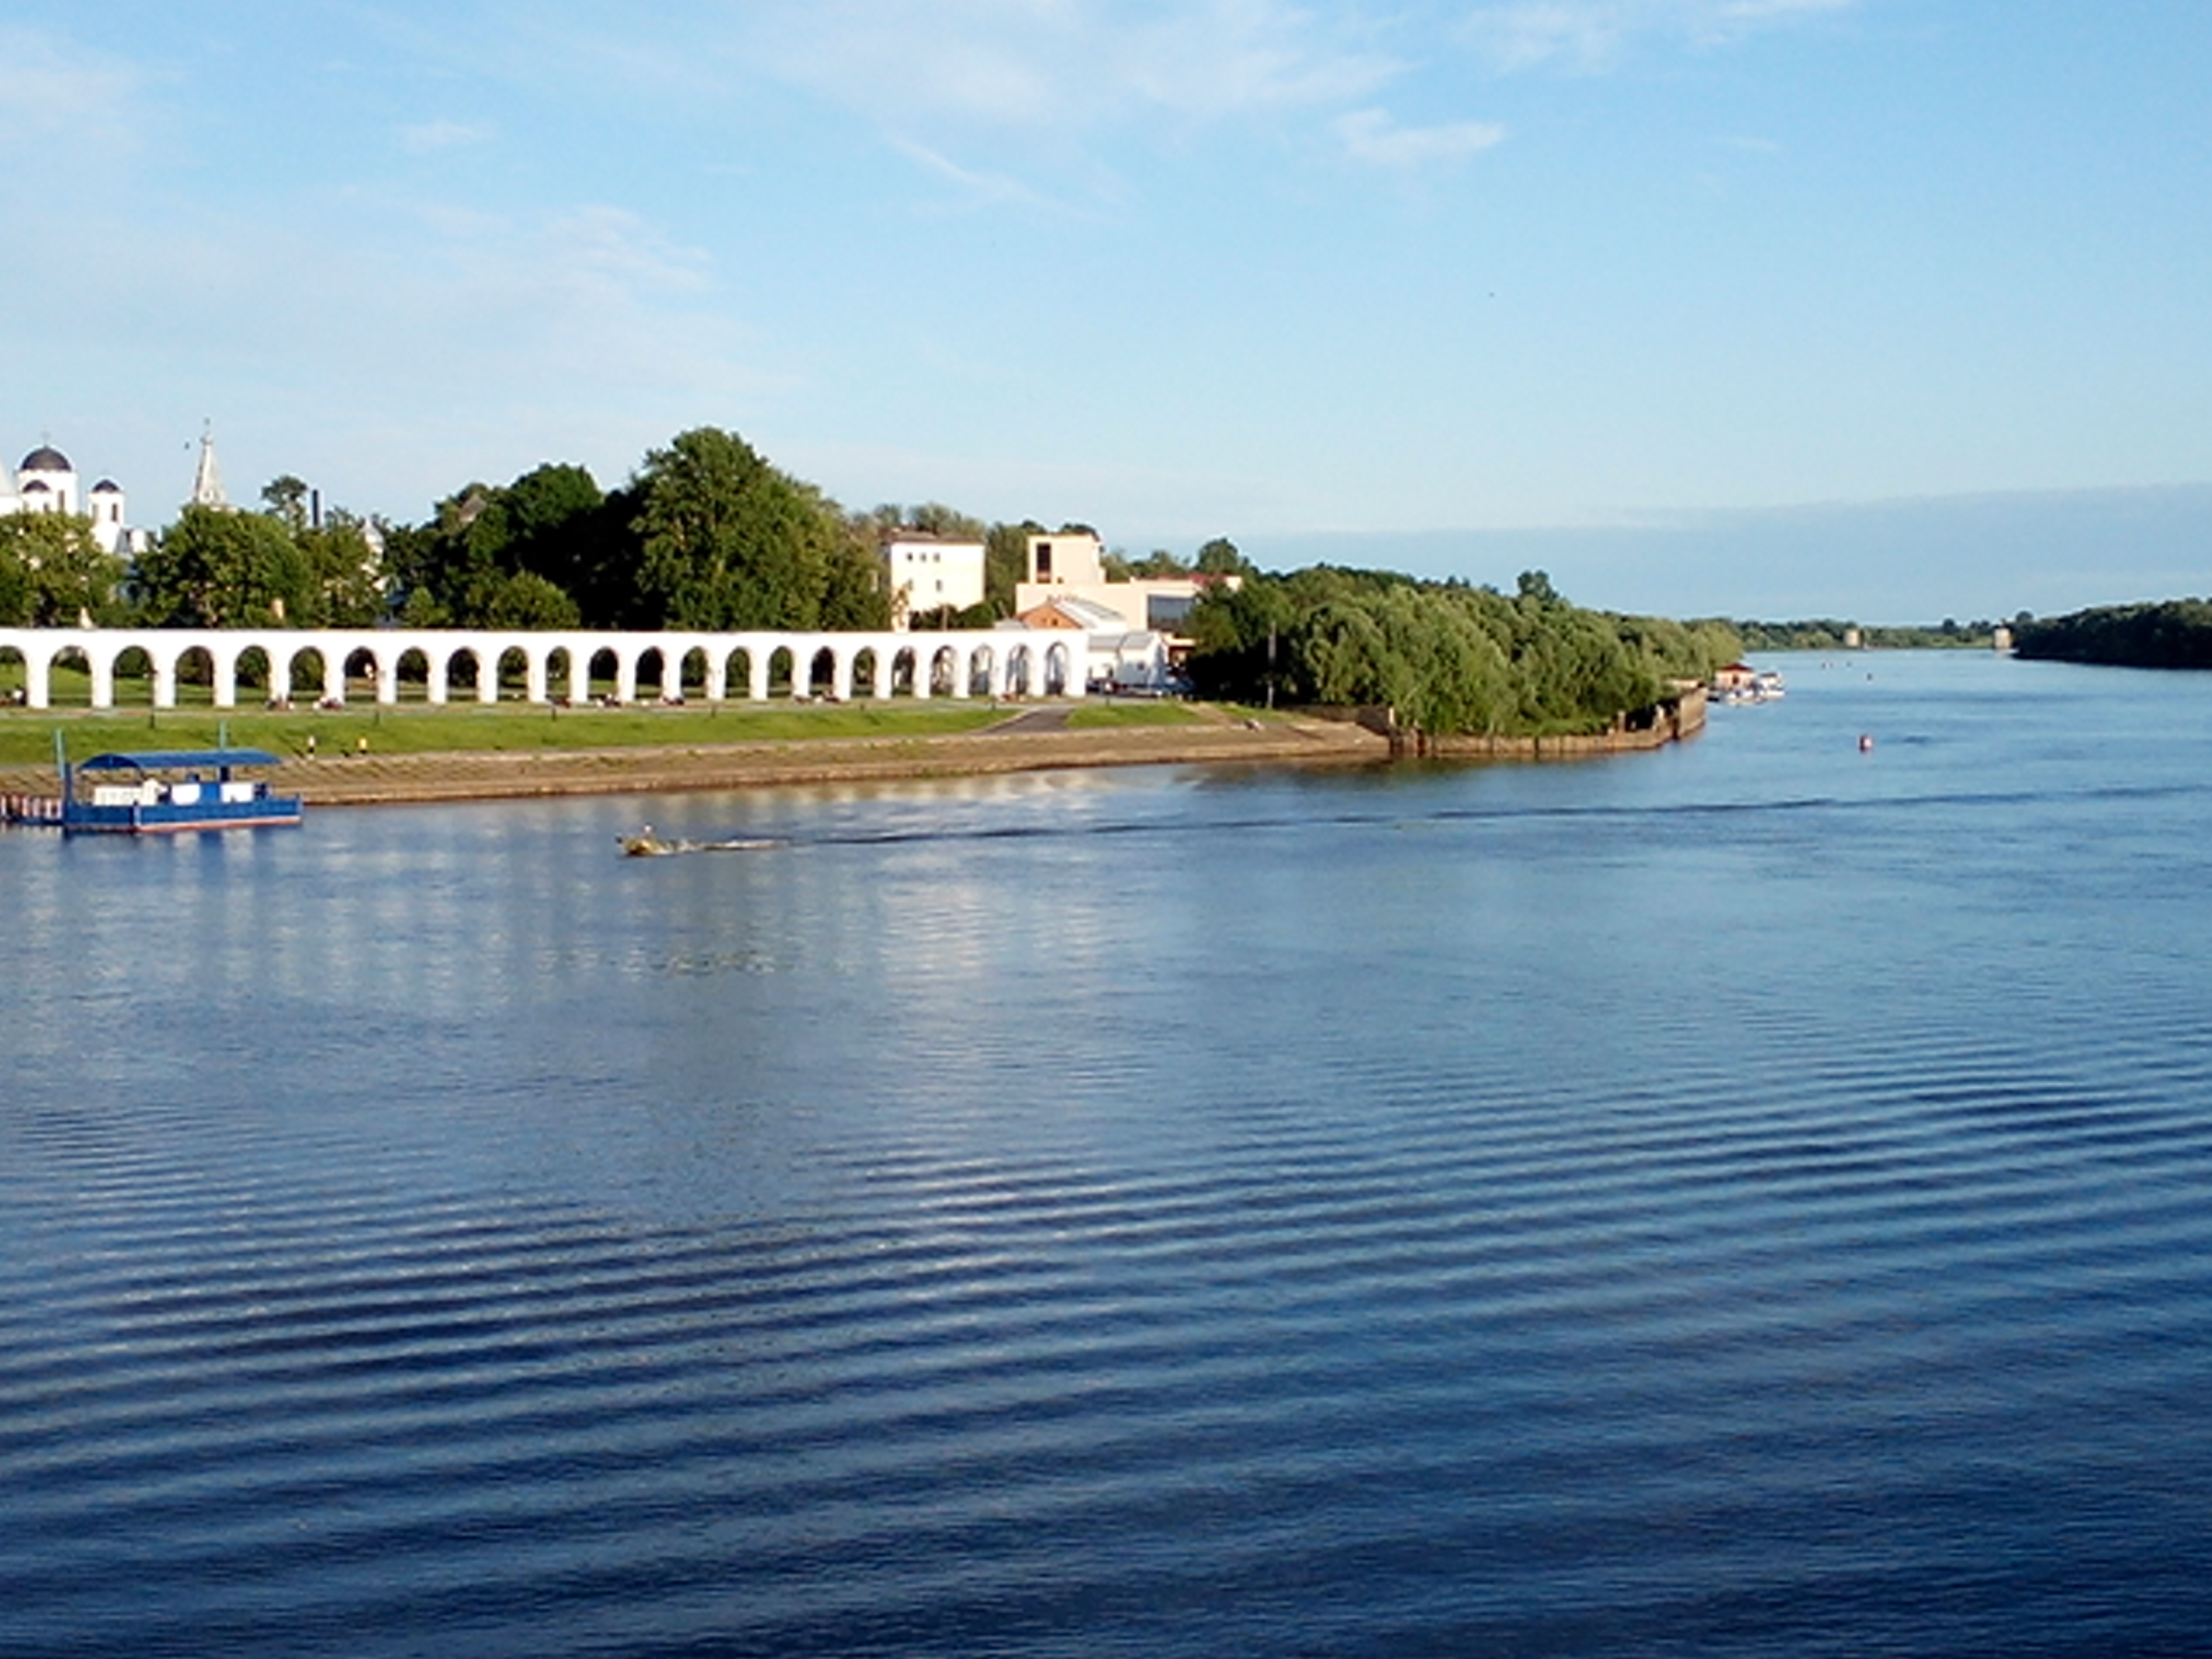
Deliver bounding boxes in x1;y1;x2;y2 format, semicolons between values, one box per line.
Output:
0;442;143;555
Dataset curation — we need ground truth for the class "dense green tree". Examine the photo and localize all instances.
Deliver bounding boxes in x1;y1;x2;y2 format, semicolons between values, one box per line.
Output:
818;501;894;632
855;502;988;545
983;521;1038;615
1184;571;1299;700
1731;617;1997;650
133;480;388;629
1195;536;1247;576
0;512;127;626
2013;598;2212;667
0;538;26;624
909;502;988;541
499;465;638;627
133;505;311;628
260;474;313;532
384;481;522;628
481;568;583;630
382;463;634;630
908;600;999;630
633;428;849;630
291;513;387;626
1187;562;1726;736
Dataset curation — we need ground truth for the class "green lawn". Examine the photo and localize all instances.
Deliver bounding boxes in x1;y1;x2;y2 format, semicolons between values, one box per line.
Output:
0;697;1014;766
1064;701;1202;730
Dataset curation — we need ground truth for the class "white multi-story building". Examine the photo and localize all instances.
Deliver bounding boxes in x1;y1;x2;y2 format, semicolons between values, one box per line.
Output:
881;531;987;628
1013;527;1231;636
0;442;141;555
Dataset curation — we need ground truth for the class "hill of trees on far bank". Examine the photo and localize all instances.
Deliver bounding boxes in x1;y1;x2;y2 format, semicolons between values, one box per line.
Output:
1186;568;1739;737
2011;600;2212;668
1730;618;2007;651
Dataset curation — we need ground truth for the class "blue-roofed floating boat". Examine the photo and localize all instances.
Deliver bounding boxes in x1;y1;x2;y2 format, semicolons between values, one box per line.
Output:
56;738;302;834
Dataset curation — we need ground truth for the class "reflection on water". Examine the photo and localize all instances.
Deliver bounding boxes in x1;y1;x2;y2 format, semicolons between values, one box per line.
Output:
5;653;2212;1657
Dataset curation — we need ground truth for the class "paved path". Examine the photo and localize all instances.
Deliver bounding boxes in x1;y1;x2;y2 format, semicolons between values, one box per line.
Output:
983;705;1073;735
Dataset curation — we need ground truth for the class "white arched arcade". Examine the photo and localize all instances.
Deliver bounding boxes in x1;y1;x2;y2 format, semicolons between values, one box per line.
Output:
0;627;1076;712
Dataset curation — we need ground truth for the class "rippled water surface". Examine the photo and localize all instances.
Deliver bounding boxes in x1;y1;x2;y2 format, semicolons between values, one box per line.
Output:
5;651;2211;1657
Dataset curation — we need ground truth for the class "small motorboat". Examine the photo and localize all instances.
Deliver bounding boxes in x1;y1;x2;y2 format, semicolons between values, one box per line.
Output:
619;825;781;857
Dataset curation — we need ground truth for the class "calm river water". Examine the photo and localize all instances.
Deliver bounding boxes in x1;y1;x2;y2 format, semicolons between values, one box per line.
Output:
5;651;2211;1657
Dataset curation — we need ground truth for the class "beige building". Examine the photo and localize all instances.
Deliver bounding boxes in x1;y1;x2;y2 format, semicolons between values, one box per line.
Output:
1013;529;1231;638
881;531;987;630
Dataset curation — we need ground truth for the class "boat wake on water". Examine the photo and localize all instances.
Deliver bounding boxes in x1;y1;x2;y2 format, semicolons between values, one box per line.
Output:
619;827;781;857
617;777;2212;861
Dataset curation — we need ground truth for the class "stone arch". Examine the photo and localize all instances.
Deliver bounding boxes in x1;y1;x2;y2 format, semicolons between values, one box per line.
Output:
0;640;24;708
891;647;919;696
235;644;273;703
723;647;753;701
106;644;153;705
767;645;796;696
172;643;218;708
966;644;994;698
851;646;880;699
544;646;574;703
804;647;834;699
677;645;710;700
48;642;94;706
441;646;480;705
1006;644;1034;697
587;647;620;703
394;647;432;702
284;644;330;707
344;645;381;703
1044;640;1073;697
497;646;529;702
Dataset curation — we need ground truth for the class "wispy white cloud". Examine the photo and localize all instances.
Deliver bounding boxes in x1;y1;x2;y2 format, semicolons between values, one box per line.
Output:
732;0;1399;130
0;27;144;157
399;118;493;156
528;203;714;295
1460;0;1853;73
888;136;1097;217
1335;108;1507;169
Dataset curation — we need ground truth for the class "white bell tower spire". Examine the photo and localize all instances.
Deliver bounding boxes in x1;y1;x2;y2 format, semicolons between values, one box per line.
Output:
190;421;228;508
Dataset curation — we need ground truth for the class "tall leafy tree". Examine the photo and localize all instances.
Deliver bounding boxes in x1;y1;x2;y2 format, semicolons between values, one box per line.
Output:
498;465;638;627
633;428;844;630
819;510;894;632
983;520;1040;615
1195;537;1248;576
132;506;309;628
261;474;312;531
291;512;388;627
481;569;583;630
0;512;126;626
382;464;628;629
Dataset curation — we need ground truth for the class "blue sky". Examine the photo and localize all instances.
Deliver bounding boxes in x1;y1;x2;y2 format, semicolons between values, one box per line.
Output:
5;2;2209;621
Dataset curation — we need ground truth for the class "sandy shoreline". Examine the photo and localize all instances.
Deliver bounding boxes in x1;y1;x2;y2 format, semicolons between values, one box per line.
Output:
1;710;1391;808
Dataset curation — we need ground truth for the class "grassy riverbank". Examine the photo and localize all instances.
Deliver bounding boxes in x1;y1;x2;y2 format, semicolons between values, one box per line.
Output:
0;698;1210;768
0;701;1356;808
